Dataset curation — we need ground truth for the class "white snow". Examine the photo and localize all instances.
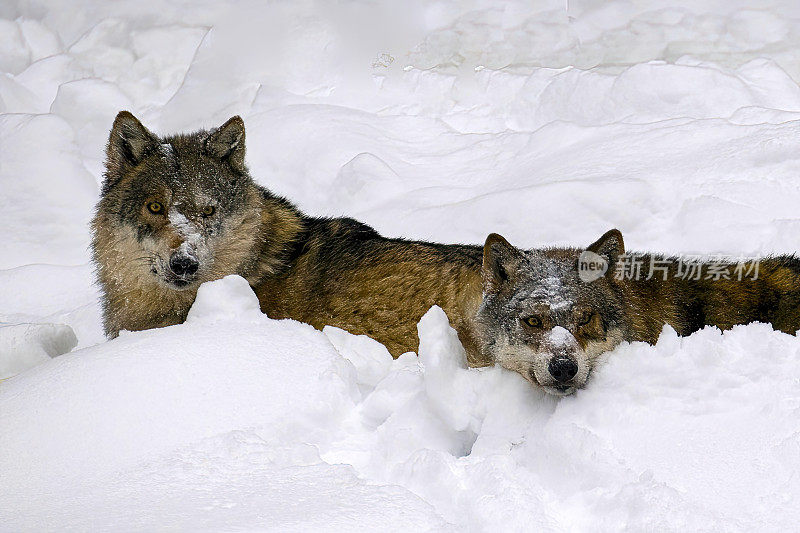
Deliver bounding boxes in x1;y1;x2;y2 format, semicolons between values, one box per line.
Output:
3;0;800;530
548;326;576;347
0;322;77;379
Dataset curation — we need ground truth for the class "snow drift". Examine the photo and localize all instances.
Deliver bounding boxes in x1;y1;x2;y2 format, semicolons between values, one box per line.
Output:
4;277;800;530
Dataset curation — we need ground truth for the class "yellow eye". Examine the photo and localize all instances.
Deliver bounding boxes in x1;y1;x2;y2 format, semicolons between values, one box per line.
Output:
577;311;594;326
202;205;216;217
523;316;541;328
147;201;163;214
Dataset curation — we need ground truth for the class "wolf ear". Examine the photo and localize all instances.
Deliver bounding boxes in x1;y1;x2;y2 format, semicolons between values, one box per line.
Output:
586;229;624;276
205;116;246;173
106;111;159;171
482;233;526;294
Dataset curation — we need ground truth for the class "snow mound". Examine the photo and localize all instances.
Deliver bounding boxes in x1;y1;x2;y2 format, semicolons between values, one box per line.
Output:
0;279;450;530
0;322;78;379
185;274;264;323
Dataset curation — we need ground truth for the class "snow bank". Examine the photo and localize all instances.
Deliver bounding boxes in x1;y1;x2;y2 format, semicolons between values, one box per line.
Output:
0;277;447;530
3;0;800;529
3;278;799;530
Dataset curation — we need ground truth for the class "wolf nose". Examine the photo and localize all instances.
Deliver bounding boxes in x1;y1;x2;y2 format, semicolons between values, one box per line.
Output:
548;357;578;383
169;253;199;277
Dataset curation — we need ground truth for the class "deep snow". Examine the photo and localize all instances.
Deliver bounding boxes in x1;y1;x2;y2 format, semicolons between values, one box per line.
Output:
2;0;800;530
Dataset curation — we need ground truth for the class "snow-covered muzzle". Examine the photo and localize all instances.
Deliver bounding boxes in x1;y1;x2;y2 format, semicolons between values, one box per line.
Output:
139;207;219;291
144;242;204;291
486;326;592;396
528;326;590;396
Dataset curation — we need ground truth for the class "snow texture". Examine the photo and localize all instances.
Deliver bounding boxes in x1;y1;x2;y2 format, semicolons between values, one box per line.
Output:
3;0;800;530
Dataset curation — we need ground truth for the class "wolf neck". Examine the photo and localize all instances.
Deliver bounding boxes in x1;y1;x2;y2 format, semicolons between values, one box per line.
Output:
615;254;800;342
240;187;306;284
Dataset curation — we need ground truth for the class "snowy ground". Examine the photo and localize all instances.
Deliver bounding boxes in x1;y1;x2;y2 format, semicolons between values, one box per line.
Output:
2;0;800;530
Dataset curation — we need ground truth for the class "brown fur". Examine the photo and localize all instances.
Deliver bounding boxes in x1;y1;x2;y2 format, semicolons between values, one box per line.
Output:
254;218;488;364
609;248;800;343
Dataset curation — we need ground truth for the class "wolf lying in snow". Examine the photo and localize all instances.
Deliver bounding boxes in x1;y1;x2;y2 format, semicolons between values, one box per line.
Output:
94;113;495;374
477;229;800;394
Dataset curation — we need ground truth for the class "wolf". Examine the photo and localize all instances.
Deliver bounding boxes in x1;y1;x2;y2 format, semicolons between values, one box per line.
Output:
476;229;800;395
93;112;499;367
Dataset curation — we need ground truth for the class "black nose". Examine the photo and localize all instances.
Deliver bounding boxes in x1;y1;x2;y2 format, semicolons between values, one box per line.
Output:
548;357;578;383
169;253;199;277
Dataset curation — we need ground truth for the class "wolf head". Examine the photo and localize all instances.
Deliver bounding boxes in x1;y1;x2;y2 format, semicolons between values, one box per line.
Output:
95;111;265;291
92;112;302;336
476;230;628;396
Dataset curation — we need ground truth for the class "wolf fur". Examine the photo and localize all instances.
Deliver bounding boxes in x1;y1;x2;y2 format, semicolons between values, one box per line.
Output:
92;112;493;370
477;229;800;395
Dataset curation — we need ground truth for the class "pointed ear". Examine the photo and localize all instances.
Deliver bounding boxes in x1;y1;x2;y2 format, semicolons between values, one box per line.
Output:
586;229;624;276
205;116;246;173
482;233;526;294
106;111;159;170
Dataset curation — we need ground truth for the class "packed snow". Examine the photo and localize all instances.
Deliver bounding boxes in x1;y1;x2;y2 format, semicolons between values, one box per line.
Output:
2;0;800;530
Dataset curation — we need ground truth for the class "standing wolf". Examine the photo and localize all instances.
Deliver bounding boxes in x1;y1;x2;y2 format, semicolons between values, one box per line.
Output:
476;229;800;394
94;112;496;367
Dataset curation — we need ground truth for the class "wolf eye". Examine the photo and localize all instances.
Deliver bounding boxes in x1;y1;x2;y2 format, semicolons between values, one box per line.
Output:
201;205;216;217
577;311;594;326
147;201;163;214
522;316;541;328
